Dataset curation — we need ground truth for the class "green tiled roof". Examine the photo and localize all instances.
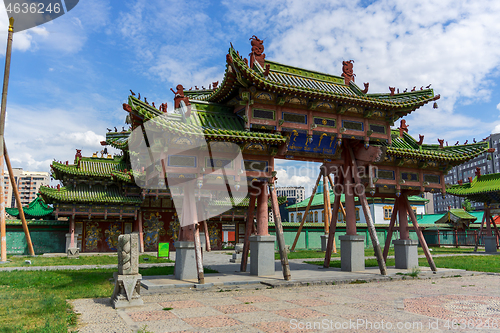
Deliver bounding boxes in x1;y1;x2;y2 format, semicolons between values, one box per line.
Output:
196;47;439;115
415;213;444;225
447;173;500;203
381;130;489;163
5;195;53;218
210;196;287;208
287;192;427;210
51;156;132;182
468;211;484;222
39;184;142;204
435;209;477;224
106;131;130;150
125;96;286;144
6;219;68;226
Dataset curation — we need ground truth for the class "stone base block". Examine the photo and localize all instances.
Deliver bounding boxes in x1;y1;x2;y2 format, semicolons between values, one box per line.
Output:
112;273;143;309
320;234;329;252
174;241;197;280
339;235;365;272
230;252;242;263
393;239;419;269
484;236;498;253
250;235;276;276
67;247;80;259
235;243;244;253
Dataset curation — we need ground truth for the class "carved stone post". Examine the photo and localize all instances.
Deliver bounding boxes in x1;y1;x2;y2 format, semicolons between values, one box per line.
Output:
67;216;79;259
112;233;143;308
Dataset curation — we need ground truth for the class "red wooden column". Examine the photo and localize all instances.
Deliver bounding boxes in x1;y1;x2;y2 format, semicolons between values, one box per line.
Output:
398;195;409;240
486;207;493;237
344;176;357;235
383;198;398;261
256;182;269;236
404;195;437;271
240;187;257;272
343;146;357;236
69;216;76;248
137;210;144;252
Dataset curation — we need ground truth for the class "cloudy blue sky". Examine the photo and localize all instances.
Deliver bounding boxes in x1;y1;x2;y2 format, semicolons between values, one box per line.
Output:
1;0;500;194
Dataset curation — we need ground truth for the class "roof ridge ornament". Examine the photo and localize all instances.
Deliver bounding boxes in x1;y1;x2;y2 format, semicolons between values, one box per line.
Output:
249;35;266;69
398;119;408;138
362;82;369;94
171;84;191;117
341;60;355;85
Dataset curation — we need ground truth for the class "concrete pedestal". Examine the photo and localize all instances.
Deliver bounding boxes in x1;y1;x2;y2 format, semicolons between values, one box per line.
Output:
174;241;197;280
230;253;242;263
320;234;329;252
484;236;498;253
112;272;143;309
339;235;365;272
67;247;80;259
393;239;418;269
249;235;275;276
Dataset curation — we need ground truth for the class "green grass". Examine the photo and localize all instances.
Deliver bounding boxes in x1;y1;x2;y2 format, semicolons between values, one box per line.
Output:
276;246;474;260
1;254;173;267
306;255;500;273
0;265;217;332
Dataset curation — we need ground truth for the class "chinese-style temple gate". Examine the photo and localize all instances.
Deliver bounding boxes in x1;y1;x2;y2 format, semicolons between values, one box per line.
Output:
448;170;500;253
40;36;489;282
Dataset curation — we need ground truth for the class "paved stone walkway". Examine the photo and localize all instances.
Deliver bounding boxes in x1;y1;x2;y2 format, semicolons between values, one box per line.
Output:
72;273;500;332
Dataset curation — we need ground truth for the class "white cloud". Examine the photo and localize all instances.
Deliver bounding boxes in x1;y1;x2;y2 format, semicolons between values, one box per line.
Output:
116;0;228;88
274;160;321;196
222;0;500;142
0;0;109;54
4;104;116;172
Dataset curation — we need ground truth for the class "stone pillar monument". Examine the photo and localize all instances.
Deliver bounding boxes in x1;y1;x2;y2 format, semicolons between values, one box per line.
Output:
111;233;143;308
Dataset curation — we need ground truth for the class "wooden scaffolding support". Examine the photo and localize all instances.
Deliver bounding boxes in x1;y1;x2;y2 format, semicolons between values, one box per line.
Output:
269;181;291;280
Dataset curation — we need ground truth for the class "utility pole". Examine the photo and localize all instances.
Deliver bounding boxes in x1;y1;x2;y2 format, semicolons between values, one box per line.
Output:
0;17;14;262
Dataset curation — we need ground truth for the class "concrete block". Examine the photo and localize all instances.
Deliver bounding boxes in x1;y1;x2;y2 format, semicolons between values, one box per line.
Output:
320;234;328;252
174;241;198;280
484;236;498;253
230;252;242;263
249;235;276;276
67;247;79;259
112;273;143;309
339;234;365;272
393;239;419;269
194;283;214;290
235;243;244;253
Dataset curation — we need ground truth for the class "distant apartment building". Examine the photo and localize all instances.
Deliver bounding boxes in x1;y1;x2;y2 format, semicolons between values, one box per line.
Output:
270;186;306;222
276;186;305;204
433;133;500;213
3;168;50;208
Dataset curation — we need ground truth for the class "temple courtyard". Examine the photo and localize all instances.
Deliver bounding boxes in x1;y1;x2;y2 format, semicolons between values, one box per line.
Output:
62;251;499;333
